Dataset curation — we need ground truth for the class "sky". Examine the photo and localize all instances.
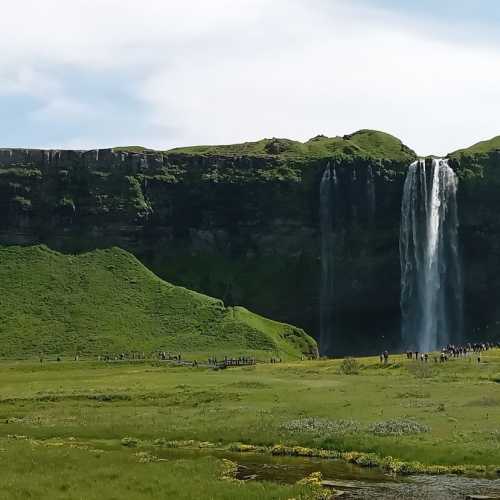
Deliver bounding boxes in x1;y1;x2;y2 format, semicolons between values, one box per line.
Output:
1;0;500;156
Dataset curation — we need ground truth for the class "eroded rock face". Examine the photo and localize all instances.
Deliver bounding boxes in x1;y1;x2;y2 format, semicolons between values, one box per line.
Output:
451;151;500;342
1;143;497;354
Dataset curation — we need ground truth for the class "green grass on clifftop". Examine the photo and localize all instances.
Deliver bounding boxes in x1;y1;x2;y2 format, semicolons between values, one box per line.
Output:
0;245;316;359
167;129;416;163
450;135;500;157
111;146;153;153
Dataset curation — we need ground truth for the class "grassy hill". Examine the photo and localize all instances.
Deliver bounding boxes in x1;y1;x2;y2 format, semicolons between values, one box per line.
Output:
0;245;316;359
450;134;500;157
167;129;416;162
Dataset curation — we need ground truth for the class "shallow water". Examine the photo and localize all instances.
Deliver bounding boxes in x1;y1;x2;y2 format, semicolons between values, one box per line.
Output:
156;447;500;499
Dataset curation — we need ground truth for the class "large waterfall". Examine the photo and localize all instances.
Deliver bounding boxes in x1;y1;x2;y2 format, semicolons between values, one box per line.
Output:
400;158;463;352
319;165;337;355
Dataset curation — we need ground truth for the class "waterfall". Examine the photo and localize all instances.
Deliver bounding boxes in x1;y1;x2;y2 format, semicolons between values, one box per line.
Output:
320;164;337;355
400;158;463;352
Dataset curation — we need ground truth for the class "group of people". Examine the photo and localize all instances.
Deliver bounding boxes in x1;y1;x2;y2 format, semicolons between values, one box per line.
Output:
97;351;259;369
97;351;183;362
405;351;430;362
440;341;499;362
98;351;147;361
400;341;500;364
157;351;182;361
216;356;257;367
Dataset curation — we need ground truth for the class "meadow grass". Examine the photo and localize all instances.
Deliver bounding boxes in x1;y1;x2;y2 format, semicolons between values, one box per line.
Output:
0;437;319;500
0;351;498;469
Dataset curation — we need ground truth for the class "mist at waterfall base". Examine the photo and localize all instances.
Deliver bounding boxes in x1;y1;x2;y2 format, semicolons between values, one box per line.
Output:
400;159;463;353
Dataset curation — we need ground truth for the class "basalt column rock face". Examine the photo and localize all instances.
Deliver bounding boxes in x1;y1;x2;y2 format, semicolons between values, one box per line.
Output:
0;131;416;354
450;140;500;342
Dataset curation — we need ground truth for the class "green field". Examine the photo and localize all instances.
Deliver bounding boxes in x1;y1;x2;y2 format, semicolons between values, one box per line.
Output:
0;245;316;360
0;350;499;498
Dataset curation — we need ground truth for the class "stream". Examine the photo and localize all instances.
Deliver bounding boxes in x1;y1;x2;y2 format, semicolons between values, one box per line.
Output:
155;447;500;499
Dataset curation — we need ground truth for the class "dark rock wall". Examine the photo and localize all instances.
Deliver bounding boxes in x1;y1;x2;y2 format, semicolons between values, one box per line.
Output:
452;152;500;343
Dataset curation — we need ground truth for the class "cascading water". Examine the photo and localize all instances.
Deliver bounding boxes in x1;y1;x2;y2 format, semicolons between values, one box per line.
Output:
400;158;463;352
319;164;337;355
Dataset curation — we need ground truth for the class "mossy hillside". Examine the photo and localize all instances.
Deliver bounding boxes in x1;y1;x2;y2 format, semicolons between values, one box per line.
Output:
450;134;500;158
0;245;316;358
449;134;500;188
168;129;416;163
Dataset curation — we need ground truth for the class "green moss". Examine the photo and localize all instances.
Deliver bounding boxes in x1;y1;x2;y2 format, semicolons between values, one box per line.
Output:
112;146;153;153
58;197;75;210
0;245;316;359
0;167;42;179
12;196;32;210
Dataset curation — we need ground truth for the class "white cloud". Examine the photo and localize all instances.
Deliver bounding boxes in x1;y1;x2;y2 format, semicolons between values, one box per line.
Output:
0;67;61;97
29;97;94;121
1;0;500;155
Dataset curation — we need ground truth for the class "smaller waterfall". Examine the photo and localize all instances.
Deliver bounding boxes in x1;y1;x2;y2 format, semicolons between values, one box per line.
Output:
400;158;462;352
320;164;337;355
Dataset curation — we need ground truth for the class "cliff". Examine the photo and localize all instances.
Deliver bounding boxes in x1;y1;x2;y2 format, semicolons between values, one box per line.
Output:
2;130;498;354
450;137;500;342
